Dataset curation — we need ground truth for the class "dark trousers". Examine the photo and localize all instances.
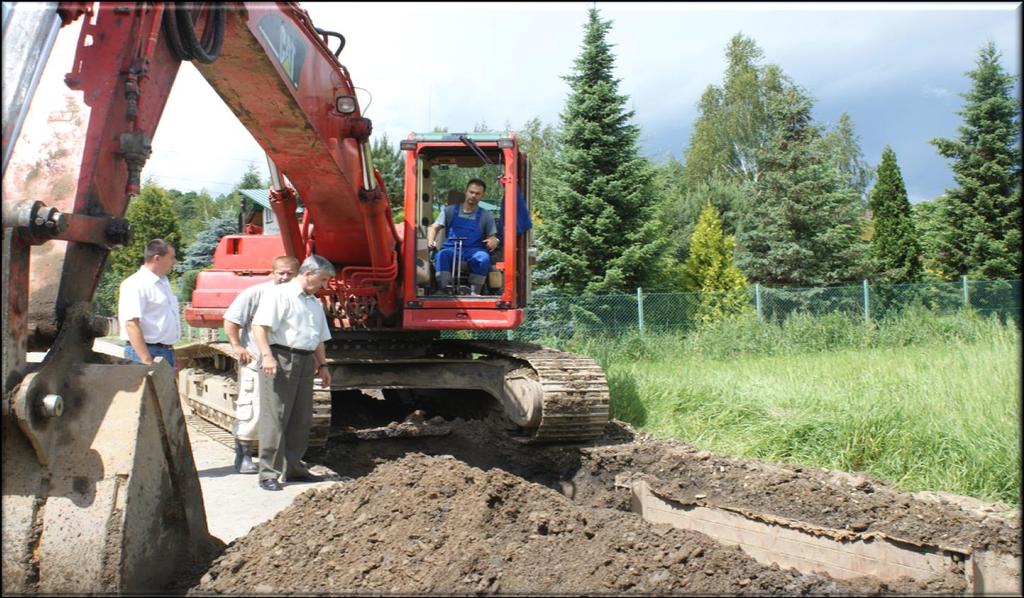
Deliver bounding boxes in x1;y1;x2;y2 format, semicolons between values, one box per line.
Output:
258;347;315;481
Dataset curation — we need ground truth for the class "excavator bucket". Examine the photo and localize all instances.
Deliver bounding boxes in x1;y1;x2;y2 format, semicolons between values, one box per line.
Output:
2;359;220;594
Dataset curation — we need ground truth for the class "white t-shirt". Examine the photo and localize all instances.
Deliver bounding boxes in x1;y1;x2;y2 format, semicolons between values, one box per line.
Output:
118;267;181;345
252;279;332;352
223;280;275;370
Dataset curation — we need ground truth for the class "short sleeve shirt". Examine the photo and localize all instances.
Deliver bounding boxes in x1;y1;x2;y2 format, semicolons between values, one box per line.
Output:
223;280;275;370
118;267;181;345
433;204;497;237
252;279;332;352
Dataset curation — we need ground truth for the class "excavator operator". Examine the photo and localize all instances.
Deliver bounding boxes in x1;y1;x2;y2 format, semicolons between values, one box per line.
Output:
426;178;499;295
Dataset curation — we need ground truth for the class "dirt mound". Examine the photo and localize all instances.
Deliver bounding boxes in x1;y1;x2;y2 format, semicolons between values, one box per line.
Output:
189;453;926;595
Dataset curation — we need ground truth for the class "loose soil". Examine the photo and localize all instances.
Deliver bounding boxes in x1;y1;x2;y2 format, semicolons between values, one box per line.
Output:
180;414;1019;595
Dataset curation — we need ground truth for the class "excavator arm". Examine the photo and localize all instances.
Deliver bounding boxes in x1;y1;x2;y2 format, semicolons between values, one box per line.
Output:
1;2;391;592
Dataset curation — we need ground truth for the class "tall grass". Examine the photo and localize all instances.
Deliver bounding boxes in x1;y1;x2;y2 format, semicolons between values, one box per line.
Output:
556;309;1021;505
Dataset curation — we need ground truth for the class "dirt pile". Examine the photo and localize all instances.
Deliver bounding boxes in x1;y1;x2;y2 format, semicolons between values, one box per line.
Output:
189;453;920;595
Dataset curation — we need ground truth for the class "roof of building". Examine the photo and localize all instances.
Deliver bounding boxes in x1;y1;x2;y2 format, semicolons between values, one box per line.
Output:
240;189;304;212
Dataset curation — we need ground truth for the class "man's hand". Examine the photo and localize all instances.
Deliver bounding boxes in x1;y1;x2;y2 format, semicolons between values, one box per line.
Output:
317;364;331;388
232;344;252;364
261;354;278;377
485;236;499;251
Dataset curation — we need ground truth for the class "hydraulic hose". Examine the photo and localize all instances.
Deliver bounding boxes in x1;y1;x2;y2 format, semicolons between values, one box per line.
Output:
314;27;346;57
162;3;226;64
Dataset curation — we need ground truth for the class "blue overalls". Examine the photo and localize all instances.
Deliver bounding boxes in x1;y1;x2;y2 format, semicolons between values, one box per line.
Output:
435;206;490;279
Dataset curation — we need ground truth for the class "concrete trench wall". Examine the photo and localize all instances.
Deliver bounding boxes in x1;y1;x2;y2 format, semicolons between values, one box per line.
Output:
626;479;1021;595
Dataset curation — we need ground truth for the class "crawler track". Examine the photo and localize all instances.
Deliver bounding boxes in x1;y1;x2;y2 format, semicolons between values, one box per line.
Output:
460;341;610;444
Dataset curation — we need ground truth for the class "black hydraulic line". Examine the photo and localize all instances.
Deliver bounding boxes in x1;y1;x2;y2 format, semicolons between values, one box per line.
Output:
459;135;493;165
162;3;225;64
314;27;346;57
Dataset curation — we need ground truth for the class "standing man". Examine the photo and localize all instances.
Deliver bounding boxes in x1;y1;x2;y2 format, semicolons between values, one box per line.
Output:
427;178;498;295
251;254;334;491
222;255;300;474
118;238;180;367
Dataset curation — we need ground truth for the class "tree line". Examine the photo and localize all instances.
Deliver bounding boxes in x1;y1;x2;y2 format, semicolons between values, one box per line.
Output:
526;9;1019;306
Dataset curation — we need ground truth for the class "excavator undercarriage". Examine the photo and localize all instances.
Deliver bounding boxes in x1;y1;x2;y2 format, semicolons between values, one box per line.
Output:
176;337;610;447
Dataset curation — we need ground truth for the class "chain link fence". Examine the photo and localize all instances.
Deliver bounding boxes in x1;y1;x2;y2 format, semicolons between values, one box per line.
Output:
180;279;1020;344
449;278;1021;342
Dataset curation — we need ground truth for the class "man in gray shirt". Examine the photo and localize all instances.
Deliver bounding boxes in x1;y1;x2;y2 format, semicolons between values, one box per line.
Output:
222;255;299;474
252;254;334;491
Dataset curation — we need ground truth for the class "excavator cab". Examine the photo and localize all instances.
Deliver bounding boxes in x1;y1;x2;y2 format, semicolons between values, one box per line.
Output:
401;132;533;330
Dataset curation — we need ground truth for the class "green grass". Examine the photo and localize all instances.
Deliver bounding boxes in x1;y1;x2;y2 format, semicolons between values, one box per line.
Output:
557;310;1021;506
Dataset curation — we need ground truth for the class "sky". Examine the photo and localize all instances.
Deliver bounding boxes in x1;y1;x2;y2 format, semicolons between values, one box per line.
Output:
20;2;1023;203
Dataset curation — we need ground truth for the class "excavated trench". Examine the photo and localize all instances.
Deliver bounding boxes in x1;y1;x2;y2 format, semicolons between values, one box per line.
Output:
177;393;1021;595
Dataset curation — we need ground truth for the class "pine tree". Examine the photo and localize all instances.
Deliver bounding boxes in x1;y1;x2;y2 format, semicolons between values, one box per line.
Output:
682;203;749;324
92;181;182;316
736;84;866;286
535;7;665;294
867;146;922;282
930;41;1021;279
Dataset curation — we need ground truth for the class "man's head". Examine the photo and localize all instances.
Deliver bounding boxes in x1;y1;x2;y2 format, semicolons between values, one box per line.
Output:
271;256;300;284
464;178;486;209
143;239;176;277
296;254;336;294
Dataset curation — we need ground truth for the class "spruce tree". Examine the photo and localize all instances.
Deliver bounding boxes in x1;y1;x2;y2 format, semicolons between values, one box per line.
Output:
535;7;664;294
177;211;238;272
736;84;866;286
930;41;1021;279
868;146;922;282
682;203;749;323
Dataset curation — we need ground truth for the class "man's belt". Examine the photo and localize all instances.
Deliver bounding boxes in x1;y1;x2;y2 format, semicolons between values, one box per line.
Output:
270;343;314;356
146;342;174;349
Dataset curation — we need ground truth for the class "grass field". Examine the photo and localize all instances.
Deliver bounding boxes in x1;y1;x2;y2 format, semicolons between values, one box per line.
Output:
557;309;1021;506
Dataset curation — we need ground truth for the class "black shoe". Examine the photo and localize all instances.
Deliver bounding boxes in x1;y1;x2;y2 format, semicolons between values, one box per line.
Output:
259;478;282;491
233;439;244;472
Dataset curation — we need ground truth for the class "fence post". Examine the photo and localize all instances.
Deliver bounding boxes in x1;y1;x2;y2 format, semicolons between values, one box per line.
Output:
863;279;870;324
754;283;762;322
962;275;969;308
637;287;644;336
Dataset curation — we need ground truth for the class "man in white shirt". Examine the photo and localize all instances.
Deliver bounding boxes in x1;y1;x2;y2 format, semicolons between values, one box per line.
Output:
118;239;181;367
251;254;334;491
223;255;300;474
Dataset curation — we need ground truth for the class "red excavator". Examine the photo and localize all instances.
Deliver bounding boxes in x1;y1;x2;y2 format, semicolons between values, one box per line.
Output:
2;2;608;593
